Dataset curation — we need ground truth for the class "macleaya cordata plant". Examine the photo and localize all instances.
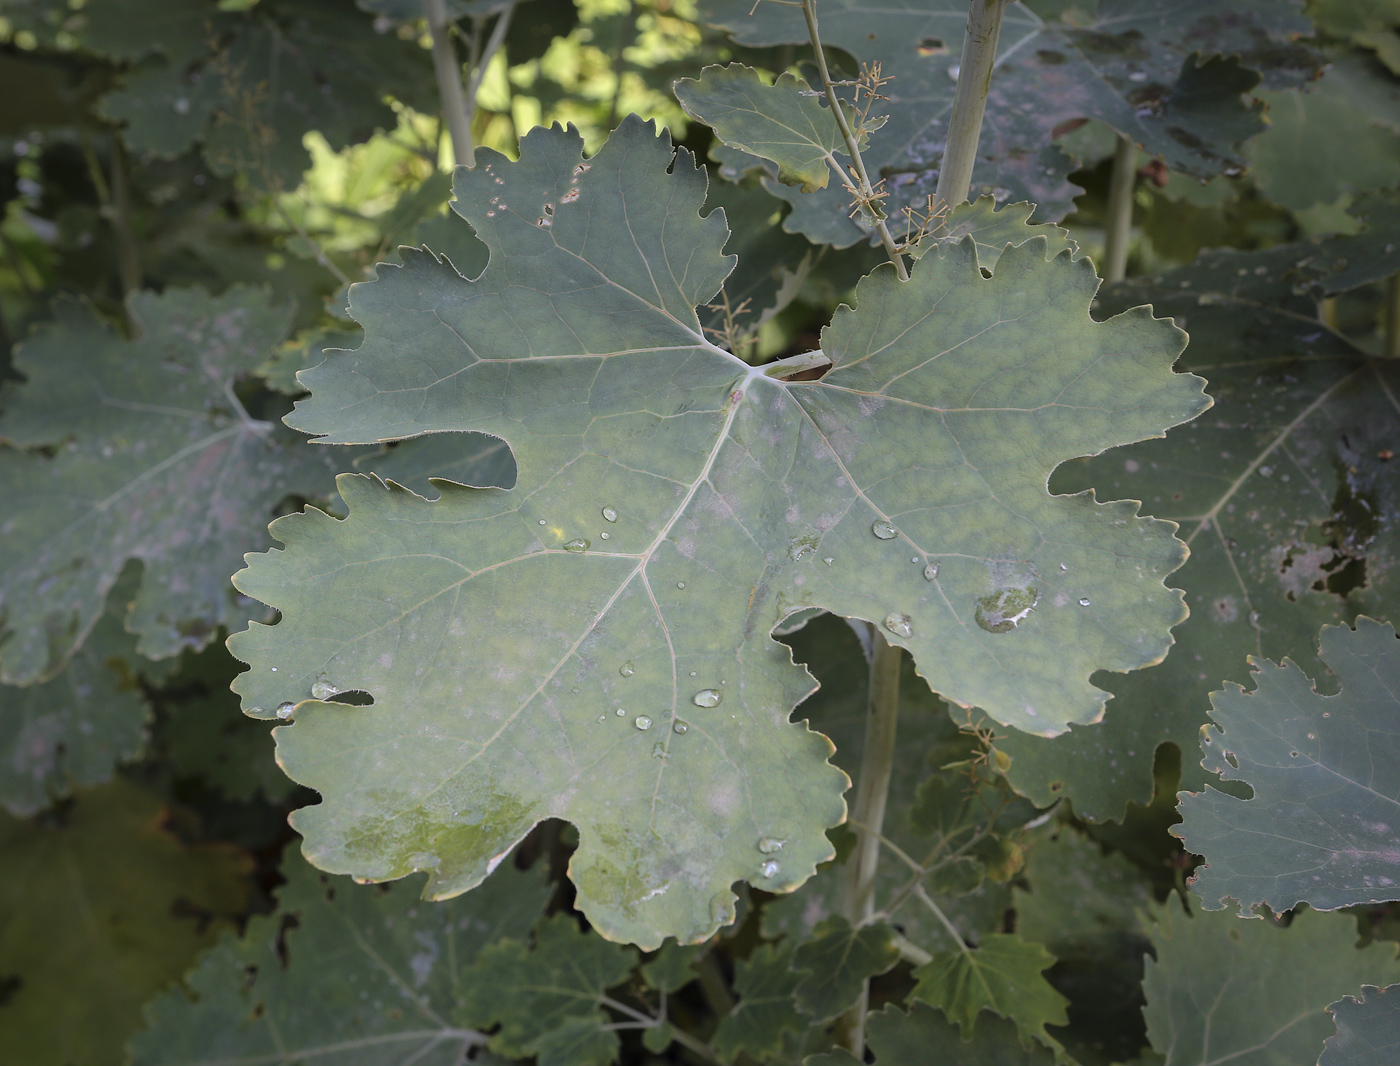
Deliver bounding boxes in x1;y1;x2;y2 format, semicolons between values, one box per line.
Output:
4;1;1400;1064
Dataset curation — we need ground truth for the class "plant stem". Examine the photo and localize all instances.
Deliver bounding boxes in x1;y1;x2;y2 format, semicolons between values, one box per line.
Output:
933;0;1009;215
834;625;902;1054
425;0;474;167
798;0;908;280
1102;133;1136;283
464;3;516;140
1386;272;1400;358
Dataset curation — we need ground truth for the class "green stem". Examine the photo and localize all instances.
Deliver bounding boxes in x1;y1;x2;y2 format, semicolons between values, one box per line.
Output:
798;0;908;280
834;626;902;1055
464;3;516;142
1385;272;1400;358
1102;133;1136;283
425;0;474;167
933;0;1009;214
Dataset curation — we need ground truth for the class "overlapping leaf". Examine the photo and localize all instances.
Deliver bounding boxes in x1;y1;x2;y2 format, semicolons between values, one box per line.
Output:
0;780;252;1066
463;915;639;1066
1323;984;1400;1066
911;933;1070;1050
711;942;808;1063
1179;618;1400;913
96;0;433;191
699;0;1316;244
809;1002;1057;1066
1142;897;1400;1066
131;850;550;1066
790;916;899;1021
0;286;358;684
0;567;150;815
229;116;1205;946
999;201;1400;820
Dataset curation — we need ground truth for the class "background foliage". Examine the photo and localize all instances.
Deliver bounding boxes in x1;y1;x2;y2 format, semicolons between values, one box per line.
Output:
1;0;1399;1064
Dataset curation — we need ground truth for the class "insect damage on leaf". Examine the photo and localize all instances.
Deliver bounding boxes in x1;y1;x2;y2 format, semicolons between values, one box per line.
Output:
228;115;1209;947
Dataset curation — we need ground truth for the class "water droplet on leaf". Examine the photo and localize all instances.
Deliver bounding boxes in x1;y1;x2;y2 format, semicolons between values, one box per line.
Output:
620;661;635;676
616;707;627;717
599;531;610;540
883;612;913;638
758;837;784;854
872;520;898;540
311;676;339;700
602;506;618;522
676;581;686;589
823;557;834;566
563;538;589;552
538;518;547;525
1079;598;1091;607
692;689;722;708
673;720;688;735
275;702;295;719
634;715;653;730
975;587;1039;633
923;563;939;580
759;859;780;878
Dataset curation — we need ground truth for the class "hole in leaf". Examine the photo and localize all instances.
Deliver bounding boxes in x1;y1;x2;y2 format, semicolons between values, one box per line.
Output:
324;689;374;706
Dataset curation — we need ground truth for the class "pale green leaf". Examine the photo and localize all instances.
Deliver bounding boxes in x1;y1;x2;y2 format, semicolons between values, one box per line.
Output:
1322;984;1400;1066
712;942;807;1064
1143;898;1400;1066
1248;49;1400;213
999;201;1400;820
462;915;637;1064
700;0;1314;242
130;849;550;1066
806;1002;1057;1066
1179;617;1400;913
676;64;846;194
0;287;358;684
0;780;252;1066
911;933;1070;1050
790;916;899;1022
912;196;1080;272
0;566;150;815
229;117;1206;946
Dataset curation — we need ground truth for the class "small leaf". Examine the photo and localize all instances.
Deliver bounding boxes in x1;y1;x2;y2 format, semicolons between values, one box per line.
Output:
131;849;550;1066
675;64;846;194
462;915;638;1061
1323;984;1400;1066
791;917;900;1022
1142;897;1400;1066
642;1021;675;1054
911;196;1080;272
911;933;1069;1050
1180;617;1400;913
712;942;807;1063
641;940;704;992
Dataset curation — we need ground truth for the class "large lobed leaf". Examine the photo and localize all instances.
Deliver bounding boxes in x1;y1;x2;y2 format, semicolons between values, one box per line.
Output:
1179;617;1400;914
0;286;356;685
229;116;1206;947
1142;897;1400;1066
1323;984;1400;1066
698;0;1316;244
999;202;1400;820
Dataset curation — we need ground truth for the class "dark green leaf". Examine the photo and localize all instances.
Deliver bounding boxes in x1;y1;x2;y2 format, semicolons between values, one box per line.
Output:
911;933;1069;1050
641;939;703;993
1;780;252;1066
999;200;1400;820
462;914;637;1064
1143;898;1400;1066
790;916;899;1022
131;849;550;1066
1180;617;1400;913
712;942;808;1063
807;1002;1057;1066
1322;984;1400;1066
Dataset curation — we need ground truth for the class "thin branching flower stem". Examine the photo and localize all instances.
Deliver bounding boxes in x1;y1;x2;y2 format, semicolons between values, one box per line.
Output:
425;0;475;167
835;626;903;1054
933;0;1010;215
1103;133;1137;282
798;0;909;280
